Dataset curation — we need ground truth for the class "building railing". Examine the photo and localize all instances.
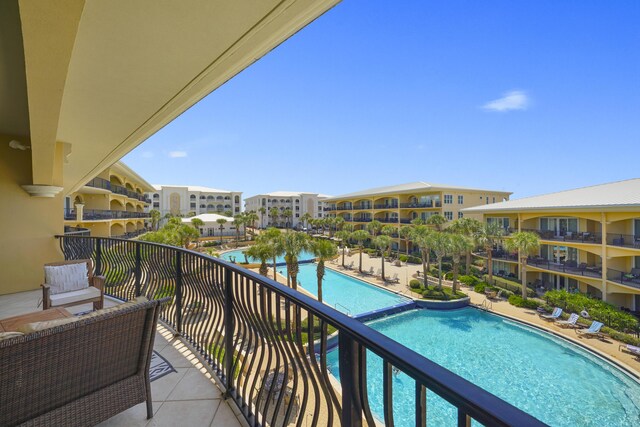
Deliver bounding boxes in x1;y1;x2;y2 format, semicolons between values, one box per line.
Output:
375;218;398;224
63;226;90;236
56;235;546;427
474;250;519;262
399;201;441;209
353;204;372;210
521;229;602;244
83;209;150;220
373;204;397;209
353;218;373;222
606;234;640;249
399;218;412;224
111;184;149;203
606;268;640;289
64;208;76;220
335;206;352;211
85;177;112;191
527;257;602;278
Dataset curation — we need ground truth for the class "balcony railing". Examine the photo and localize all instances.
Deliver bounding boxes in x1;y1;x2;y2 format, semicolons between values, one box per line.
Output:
606;268;640;289
353;217;373;222
373;204;397;209
111;184;149;203
335;206;352;211
527;257;602;279
85;177;111;191
399;218;412;224
521;229;602;244
64;208;76;220
56;235;545;427
63;226;90;236
376;218;399;224
606;234;640;248
83;209;150;220
474;250;519;262
353;204;372;210
399;201;440;208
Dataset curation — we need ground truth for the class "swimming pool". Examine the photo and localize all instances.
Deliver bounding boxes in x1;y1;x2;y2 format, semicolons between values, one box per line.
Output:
220;248;315;265
327;308;640;426
292;263;409;315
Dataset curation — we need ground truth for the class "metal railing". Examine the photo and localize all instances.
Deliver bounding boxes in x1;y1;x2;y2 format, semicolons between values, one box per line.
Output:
521;229;602;244
63;226;90;236
85;177;111;191
373;204;397;210
83;209;150;220
606;268;640;289
376;218;398;224
63;208;76;220
399;202;434;209
527;257;602;278
56;235;546;427
474;250;518;262
606;234;640;248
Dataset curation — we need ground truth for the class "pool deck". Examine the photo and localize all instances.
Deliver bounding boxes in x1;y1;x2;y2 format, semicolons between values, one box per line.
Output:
256;250;640;380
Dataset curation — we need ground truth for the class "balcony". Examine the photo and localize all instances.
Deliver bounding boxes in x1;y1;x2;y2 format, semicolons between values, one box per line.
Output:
400;201;440;208
353;204;372;210
606;234;640;249
373;204;398;209
376;218;399;224
474;250;519;263
82;209;150;220
85;177;112;191
399;218;412;224
335;206;352;211
606;268;640;289
353;217;373;222
521;229;602;244
528;257;602;279
53;235;544;426
111;184;150;203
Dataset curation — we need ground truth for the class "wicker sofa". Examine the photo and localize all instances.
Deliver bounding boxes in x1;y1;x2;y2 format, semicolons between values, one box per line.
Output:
0;298;163;426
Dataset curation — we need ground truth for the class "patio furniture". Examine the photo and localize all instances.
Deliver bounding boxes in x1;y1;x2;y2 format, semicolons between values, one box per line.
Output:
555;313;580;328
389;273;400;283
540;307;563;321
619;344;640;358
576;321;606;340
0;298;164;426
42;259;105;311
0;307;72;332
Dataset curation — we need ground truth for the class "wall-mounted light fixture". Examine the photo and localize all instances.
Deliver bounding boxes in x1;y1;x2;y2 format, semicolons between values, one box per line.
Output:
9;140;30;150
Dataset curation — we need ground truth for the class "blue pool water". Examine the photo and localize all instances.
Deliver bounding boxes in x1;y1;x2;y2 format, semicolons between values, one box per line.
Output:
220;248;315;264
327;308;640;426
292;263;408;315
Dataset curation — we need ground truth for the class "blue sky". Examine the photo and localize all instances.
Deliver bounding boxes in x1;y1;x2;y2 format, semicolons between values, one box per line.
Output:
123;0;639;200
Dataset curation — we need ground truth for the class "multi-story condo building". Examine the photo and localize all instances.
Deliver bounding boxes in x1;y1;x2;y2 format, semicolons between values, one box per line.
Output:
64;162;154;237
325;182;511;251
244;191;331;229
464;179;640;310
148;185;242;217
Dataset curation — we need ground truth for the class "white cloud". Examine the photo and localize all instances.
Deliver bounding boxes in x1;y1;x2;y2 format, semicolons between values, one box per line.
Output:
168;151;187;158
482;90;529;112
141;151;154;158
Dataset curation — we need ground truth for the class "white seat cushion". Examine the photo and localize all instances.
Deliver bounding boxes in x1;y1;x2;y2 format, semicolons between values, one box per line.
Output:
44;263;89;294
49;286;101;306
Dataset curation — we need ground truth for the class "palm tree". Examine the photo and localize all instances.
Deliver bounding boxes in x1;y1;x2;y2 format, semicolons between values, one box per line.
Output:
245;211;259;233
448;218;482;275
324;217;336;237
216;218;227;239
311;239;338;302
351;229;370;273
367;220;382;239
281;232;310;290
258;207;267;229
412;225;435;279
335;230;351;268
301;212;312;231
257;227;283;280
430;231;452;289
399;225;413;256
282;208;293;230
269;207;280;227
233;214;244;245
474;221;504;283
448;233;473;293
334;216;345;233
190;218;204;248
504;231;540;299
427;213;447;231
149;209;161;231
245;243;272;276
373;235;392;281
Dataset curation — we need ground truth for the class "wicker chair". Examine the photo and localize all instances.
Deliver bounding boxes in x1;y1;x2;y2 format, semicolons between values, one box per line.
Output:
42;259;105;311
0;298;164;426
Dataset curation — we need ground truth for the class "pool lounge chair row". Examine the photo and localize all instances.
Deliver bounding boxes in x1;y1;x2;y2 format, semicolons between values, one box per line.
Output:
540;308;607;340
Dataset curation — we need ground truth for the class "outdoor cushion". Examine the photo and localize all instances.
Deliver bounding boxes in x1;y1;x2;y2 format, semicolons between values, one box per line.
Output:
17;316;79;333
48;286;101;306
0;332;24;341
44;263;89;294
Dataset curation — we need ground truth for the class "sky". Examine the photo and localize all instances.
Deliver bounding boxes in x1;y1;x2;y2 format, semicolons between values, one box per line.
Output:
123;0;640;200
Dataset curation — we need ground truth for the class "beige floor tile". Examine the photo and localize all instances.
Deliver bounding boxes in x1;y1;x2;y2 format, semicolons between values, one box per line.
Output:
151;368;188;402
211;400;242;426
152;400;220;427
167;367;223;401
159;342;199;368
97;401;161;427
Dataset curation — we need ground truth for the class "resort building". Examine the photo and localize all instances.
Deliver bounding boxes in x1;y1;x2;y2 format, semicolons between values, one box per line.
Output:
325;182;511;251
181;213;236;237
148;185;242;217
464;179;640;310
244;191;331;229
64;162;153;238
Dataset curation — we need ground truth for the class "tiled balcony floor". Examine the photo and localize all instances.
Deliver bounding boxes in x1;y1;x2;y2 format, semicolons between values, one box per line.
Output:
0;290;246;427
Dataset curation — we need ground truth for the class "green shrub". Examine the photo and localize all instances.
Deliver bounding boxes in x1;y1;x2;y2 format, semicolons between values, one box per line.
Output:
544;290;639;332
459;275;479;286
474;282;487;293
508;295;541;310
409;279;422;289
154;284;175;300
399;254;408;262
485;275;536;298
407;255;422;264
444;272;454;280
421;285;466;301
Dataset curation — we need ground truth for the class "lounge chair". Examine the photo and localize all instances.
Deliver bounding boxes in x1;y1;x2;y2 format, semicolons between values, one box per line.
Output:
619;344;640;358
555;313;580;328
540;307;563;321
375;268;382;278
389;273;400;283
364;267;374;276
576;321;606;340
345;261;354;270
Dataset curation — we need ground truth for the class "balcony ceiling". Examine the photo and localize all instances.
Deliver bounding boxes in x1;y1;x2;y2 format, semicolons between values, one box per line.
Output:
1;0;340;193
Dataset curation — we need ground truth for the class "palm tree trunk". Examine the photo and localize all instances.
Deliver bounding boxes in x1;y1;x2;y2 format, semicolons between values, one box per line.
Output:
465;251;471;275
521;260;528;300
438;259;443;289
487;247;494;284
359;246;363;273
426;251;431;271
273;256;277;281
452;261;459;293
291;262;299;291
317;261;324;302
421;252;428;285
341;247;345;267
381;256;385;281
286;261;291;287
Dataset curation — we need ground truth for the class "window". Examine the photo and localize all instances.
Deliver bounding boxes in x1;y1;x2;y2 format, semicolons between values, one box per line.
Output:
295;206;300;211
318;213;323;217
153;202;159;208
190;195;196;200
486;197;489;204
190;202;196;208
458;212;464;219
153;194;159;199
493;197;496;203
444;195;453;204
295;214;300;218
457;195;464;204
444;211;453;220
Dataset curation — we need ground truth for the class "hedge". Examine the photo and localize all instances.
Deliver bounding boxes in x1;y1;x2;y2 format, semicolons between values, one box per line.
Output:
508;295;541;310
484;275;536;298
